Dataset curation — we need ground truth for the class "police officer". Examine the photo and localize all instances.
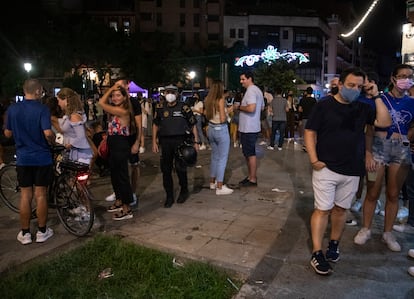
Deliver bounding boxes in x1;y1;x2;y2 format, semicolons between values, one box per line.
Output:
152;84;199;208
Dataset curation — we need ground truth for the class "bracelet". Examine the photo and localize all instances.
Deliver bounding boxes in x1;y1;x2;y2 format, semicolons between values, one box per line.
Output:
311;160;319;164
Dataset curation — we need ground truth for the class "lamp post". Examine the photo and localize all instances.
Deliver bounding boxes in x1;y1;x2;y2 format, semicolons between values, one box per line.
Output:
189;71;196;94
23;62;32;78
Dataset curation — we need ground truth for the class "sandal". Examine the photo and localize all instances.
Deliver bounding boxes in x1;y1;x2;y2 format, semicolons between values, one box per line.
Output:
107;204;122;213
113;210;133;221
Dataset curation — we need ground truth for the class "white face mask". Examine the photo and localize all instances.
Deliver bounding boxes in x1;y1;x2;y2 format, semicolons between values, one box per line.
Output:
165;93;176;103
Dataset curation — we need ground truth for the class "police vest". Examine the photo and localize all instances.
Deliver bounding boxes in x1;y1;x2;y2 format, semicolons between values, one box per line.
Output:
157;102;191;137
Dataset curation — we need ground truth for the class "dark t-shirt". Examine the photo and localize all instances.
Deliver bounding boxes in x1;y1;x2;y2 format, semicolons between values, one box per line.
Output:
299;96;317;119
306;96;375;176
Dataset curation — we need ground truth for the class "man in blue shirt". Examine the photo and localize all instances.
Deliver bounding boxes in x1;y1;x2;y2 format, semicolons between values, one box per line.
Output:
5;79;55;245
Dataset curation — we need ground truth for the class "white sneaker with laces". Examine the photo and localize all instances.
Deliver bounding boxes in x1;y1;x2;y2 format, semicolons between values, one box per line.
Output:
345;219;357;226
267;146;274;150
199;144;207;150
36;228;54;243
17;231;32;245
408;249;414;259
209;182;217;190
277;147;282;151
139;147;145;154
233;142;237;148
216;185;234;195
259;141;267;145
105;192;116;202
382;232;401;252
354;228;371;245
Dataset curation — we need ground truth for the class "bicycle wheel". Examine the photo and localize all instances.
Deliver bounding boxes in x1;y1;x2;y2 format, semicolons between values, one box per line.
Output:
0;164;37;216
54;175;95;236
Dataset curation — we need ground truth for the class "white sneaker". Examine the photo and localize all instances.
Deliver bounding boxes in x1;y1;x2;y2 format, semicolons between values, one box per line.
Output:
267;146;274;150
0;163;5;169
216;185;234;195
345;219;357;226
393;224;414;233
354;228;371;245
17;231;32;245
351;200;362;212
199;144;207;150
209;182;217;190
277;147;282;151
408;266;414;277
233;142;238;148
382;232;401;252
139;146;145;154
408;249;414;259
259;141;267;145
105;192;116;202
36;228;54;243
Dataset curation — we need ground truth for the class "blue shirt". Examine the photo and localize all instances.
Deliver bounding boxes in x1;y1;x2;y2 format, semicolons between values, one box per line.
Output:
6;99;53;166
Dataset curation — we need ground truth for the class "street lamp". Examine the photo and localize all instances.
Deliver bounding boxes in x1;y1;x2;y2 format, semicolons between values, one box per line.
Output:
189;71;196;94
24;62;32;77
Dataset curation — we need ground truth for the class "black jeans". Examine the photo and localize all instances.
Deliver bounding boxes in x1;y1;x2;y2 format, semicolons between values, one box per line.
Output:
107;135;133;205
159;136;188;199
270;121;287;148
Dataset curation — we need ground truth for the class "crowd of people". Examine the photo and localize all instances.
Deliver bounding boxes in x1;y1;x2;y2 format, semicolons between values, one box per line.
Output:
5;65;414;279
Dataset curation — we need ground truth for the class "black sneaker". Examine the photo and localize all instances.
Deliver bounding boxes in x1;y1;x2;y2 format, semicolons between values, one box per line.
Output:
177;189;189;203
164;198;174;208
310;250;333;275
326;240;340;262
239;177;249;185
240;180;257;187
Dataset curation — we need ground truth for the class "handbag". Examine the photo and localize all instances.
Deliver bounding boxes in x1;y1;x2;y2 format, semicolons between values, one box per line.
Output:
98;135;109;159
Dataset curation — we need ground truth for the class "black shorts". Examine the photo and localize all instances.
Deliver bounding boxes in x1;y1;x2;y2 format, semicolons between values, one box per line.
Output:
17;165;53;187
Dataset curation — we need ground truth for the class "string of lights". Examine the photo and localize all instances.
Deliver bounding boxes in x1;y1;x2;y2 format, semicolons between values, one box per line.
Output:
341;0;380;38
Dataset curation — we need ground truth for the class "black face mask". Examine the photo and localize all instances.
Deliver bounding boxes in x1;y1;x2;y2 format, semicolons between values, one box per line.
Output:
331;86;339;95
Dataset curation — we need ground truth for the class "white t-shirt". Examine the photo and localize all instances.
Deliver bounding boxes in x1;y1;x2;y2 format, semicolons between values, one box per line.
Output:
238;84;264;133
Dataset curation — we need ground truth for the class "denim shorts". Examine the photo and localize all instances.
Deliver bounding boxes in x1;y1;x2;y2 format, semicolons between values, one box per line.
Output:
372;136;411;166
240;132;258;157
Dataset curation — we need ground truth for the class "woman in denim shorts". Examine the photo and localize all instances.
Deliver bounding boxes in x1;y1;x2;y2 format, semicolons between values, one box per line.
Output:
355;64;414;252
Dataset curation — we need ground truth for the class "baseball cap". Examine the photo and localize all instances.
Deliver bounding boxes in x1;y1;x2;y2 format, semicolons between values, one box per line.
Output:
164;84;178;91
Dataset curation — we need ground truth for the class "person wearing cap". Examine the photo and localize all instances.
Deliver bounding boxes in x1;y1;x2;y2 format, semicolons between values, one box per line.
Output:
152;84;199;208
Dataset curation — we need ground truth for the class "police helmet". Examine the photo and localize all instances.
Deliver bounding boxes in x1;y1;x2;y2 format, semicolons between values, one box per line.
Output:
177;143;197;167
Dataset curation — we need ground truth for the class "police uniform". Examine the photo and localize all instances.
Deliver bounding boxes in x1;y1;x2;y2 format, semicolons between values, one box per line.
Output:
153;95;196;207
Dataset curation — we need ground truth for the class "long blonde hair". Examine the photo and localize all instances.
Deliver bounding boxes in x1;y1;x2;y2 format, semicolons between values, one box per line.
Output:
204;80;224;121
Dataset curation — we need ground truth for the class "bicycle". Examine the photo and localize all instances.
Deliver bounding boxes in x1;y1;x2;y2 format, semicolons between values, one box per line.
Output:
0;145;95;236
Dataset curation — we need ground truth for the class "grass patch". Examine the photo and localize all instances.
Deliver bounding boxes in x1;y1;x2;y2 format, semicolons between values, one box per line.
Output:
0;234;242;299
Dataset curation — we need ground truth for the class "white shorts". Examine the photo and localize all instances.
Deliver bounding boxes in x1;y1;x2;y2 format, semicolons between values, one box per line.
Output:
312;167;359;211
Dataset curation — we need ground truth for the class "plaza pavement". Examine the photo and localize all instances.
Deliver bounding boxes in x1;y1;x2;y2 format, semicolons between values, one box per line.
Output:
1;139;414;298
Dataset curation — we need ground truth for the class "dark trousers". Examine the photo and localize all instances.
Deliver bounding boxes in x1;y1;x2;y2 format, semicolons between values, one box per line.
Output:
159;136;188;200
270;121;287;148
285;110;296;138
107;135;133;205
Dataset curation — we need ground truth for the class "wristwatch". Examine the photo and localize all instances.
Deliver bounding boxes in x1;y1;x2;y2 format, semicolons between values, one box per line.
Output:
372;95;382;100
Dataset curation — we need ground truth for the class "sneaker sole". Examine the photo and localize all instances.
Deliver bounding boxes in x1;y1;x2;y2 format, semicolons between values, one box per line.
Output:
310;261;333;275
326;256;340;263
381;238;401;252
17;237;32;245
113;214;133;221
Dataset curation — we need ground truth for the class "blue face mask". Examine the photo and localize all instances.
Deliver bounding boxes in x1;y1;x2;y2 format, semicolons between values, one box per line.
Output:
340;86;360;103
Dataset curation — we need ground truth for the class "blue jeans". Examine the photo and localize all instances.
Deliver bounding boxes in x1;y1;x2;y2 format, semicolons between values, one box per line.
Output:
195;114;206;144
207;123;230;182
270;121;286;147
